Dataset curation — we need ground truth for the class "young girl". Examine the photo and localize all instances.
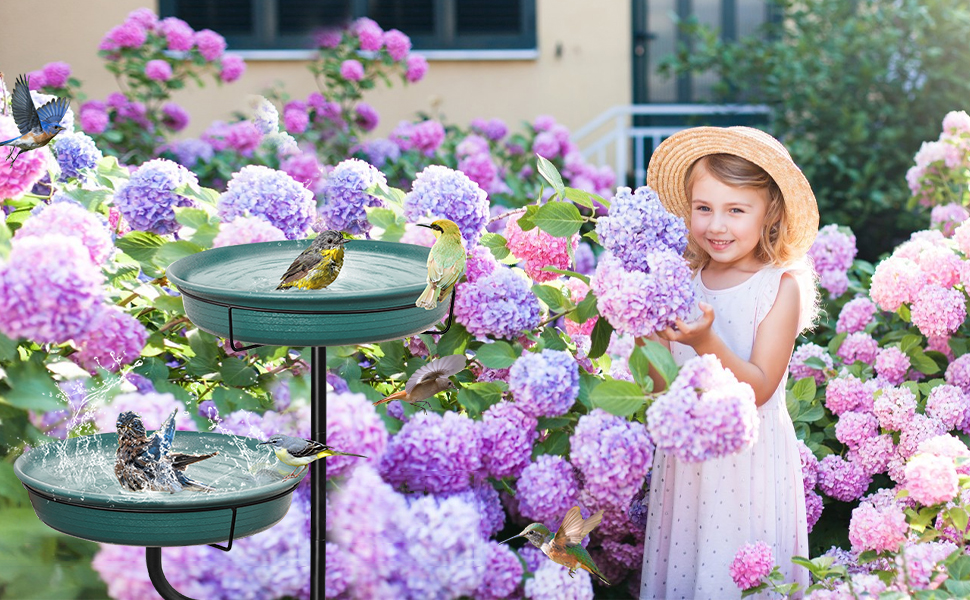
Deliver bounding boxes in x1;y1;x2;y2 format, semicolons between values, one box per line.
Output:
639;126;819;599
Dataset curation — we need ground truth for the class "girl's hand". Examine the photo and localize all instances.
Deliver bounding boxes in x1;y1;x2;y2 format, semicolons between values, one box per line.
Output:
657;302;715;348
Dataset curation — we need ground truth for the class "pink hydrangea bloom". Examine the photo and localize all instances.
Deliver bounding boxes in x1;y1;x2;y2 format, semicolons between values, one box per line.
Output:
564;278;597;337
931;203;970;237
797;439;819;492
15;201;114;264
925;384;970;430
41;61;71;88
383;29;411;60
283;108;309;134
897;414;948;461
504;213;579;283
212;216;287;248
911;284;966;338
850;433;894;477
825;373;875;415
835;411;879;451
71;306;148;373
945;354;970;394
194;29;226;61
836;297;877;334
0;116;49;197
789;343;833;386
219;54;246;83
896;541;959;589
144;59;173;82
104;20;147;49
817;454;871;502
954;219;970;255
869;255;925;312
158;17;195;51
836;332;878;365
916;244;963;288
806;490;823;533
874;346;911;386
405;54;428;83
848;499;907;553
728;541;774;590
918;434;970;475
79;104;109;134
340;59;365;82
905;453;959;506
353;17;383;51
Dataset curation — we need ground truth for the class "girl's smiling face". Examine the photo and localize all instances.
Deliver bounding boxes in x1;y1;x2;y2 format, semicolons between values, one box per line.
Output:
689;161;769;271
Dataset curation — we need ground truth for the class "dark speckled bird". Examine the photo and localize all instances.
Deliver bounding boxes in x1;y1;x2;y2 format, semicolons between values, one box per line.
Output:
0;74;70;163
115;409;218;493
276;230;349;290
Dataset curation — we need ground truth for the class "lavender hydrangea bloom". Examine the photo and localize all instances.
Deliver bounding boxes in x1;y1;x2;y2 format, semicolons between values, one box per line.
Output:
524;559;594;600
52;132;102;180
212;215;287;248
480;401;538;479
789;343;833;386
925;384;970;430
71;306;148;373
114;158;197;235
169;138;214;168
570;409;654;509
817;455;871;502
15;200;113;264
217;165;315;240
0;235;104;343
508;350;580;418
317;158;387;236
592;251;695;337
443;482;506;538
797;439;819;492
647;354;759;463
325;391;388;480
325;542;348;598
249;95;279;135
595;186;688;270
454;266;541;339
516;454;580;526
836;297;878;334
403;165;490;246
379;411;482;494
476;541;523;600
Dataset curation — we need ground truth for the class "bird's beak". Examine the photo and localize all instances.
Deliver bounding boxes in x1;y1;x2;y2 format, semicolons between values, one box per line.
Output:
257;440;271;445
416;223;434;229
499;533;523;544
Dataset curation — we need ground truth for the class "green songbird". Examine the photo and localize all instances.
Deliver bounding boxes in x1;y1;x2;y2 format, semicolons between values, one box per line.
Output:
415;219;466;310
258;434;367;480
501;506;610;586
276;230;348;290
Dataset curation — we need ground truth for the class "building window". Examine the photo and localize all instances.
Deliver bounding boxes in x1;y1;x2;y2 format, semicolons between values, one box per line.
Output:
158;0;537;52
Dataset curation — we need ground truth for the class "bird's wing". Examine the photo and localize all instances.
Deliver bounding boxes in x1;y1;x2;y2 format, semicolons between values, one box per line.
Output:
405;354;466;394
147;409;178;460
36;97;70;130
288;438;328;458
554;506;603;547
11;75;39;134
171;451;218;471
278;246;334;286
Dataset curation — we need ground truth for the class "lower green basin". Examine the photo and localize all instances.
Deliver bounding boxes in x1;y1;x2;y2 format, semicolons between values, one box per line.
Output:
166;239;449;347
14;431;303;547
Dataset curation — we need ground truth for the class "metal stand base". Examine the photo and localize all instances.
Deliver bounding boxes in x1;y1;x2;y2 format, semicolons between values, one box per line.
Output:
146;547;193;600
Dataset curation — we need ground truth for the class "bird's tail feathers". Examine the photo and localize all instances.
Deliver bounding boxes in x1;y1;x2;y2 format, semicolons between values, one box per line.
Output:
171;451;218;470
415;284;437;309
374;389;408;406
327;451;369;458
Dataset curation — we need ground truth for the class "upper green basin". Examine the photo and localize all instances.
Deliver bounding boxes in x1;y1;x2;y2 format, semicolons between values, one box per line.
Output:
167;239;448;347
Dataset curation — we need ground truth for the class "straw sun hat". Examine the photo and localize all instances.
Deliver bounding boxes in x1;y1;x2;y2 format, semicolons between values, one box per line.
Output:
646;126;819;257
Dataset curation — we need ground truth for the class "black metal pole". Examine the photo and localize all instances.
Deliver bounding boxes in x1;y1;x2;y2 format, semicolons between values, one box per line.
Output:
310;346;327;600
146;547;193;600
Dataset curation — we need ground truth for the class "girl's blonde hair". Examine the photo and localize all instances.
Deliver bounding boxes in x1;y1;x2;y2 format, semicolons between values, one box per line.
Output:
684;153;819;332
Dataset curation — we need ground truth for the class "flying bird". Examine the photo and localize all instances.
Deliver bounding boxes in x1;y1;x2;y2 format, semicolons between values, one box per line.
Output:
276;230;349;290
415;219;466;310
0;74;70;163
115;409;218;493
502;506;610;586
373;354;467;408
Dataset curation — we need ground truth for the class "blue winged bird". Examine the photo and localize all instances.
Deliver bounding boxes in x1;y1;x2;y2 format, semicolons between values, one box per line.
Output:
0;74;70;163
115;409;218;493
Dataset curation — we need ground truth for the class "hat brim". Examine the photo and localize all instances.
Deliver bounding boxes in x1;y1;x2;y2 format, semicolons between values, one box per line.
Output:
646;126;819;258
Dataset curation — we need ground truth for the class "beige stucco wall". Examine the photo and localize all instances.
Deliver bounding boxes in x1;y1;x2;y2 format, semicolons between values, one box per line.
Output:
0;1;630;141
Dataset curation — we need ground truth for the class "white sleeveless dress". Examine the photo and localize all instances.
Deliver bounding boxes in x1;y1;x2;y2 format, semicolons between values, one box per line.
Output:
640;266;809;600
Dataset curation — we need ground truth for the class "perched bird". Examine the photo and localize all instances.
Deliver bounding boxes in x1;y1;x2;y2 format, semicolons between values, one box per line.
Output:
276;230;349;290
258;434;367;480
115;410;218;493
502;506;610;586
0;74;70;163
415;219;466;310
373;354;467;408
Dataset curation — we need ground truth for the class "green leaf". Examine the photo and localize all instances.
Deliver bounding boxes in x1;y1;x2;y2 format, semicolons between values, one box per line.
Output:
480;232;510;260
0;219;11;259
536;416;573;430
803;357;829;370
791;377;817;402
533;201;584;238
900;334;922;354
948;554;970;581
627;346;655;392
366;206;404;231
949;507;970;539
366;182;407;207
475;341;519;370
536;154;565;195
174;182;220;206
517;204;540;231
532;284;566;311
826;332;847;356
62;188;114;212
186;330;220;377
587;317;614;359
155;240;203;269
436;322;470;356
590;380;645;416
220;357;259;387
0;330;17;362
540;266;590;285
909;349;941;375
639;339;678;386
540;326;568;351
377;342;406;379
2;359;64;412
133;356;170;385
116;231;166;265
457;382;503;416
211;387;262;413
897;303;912;323
944;581;970;597
563;187;607;210
542;429;571;456
570;291;599;324
795;402;825;423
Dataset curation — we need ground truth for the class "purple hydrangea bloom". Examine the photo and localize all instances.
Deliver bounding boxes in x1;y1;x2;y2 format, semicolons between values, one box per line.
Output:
595;186;688;270
41;61;71;88
158;16;194;51
405;54;428;82
835;411;879;451
194;29;226;61
508;350;580;418
145;59;173;82
325;542;348;598
647;354;759;462
850;433;894;477
249;96;279;135
317;158;387;236
789;343;833;386
161;102;189;132
403;165;490;246
465;244;499;283
873;386;918;432
476;541;523;600
836;297;877;334
925;384;970;431
797;439;819;492
217;165;315;240
874;346;911;386
212;216;288;249
0;235;104;343
15;200;113;264
383;28;411;61
837;332;879;365
114;158;197;235
516;454;580;527
340;59;365;82
359;138;401;167
169;138;214;168
480;401;538;479
808;224;857;297
325;391;388;480
524;559;594;600
570;409;653;509
574;241;597;276
911;284;966;338
71;306;148;373
454;266;541;339
825;373;876;416
817;454;871;502
52;132;102;180
379;411;482;494
946;354;970;394
355;102;379;132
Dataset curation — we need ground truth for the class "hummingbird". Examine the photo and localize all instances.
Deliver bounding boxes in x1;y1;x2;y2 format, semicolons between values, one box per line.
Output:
0;74;70;163
276;230;349;290
373;354;467;408
258;434;367;480
114;409;218;493
502;506;610;586
415;219;466;310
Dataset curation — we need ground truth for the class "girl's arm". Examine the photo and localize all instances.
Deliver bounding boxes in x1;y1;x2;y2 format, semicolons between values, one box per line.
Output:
658;273;800;406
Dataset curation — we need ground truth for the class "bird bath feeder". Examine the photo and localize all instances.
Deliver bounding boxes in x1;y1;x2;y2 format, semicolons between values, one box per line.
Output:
166;239;451;349
14;431;303;547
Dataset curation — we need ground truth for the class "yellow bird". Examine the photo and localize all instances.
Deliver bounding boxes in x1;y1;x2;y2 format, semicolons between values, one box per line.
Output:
415;219;467;309
276;230;348;290
258;435;367;480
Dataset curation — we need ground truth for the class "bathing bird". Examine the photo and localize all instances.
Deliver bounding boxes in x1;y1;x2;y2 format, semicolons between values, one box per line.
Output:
502;506;610;586
415;219;466;310
258;435;367;480
0;74;70;163
276;230;349;290
373;353;466;408
115;409;218;493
